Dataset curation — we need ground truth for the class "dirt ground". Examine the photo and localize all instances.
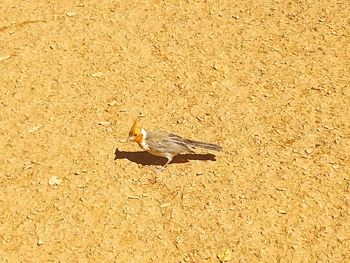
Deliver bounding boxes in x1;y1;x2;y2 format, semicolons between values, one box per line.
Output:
1;0;349;262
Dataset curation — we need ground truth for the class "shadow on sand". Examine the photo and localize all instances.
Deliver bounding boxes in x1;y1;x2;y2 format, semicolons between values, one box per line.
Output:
114;148;217;166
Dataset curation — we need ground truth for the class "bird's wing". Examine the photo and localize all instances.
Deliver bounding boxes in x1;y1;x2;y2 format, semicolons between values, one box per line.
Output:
146;131;195;155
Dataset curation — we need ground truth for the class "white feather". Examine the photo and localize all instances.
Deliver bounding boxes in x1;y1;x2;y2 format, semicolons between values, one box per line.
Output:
140;128;149;150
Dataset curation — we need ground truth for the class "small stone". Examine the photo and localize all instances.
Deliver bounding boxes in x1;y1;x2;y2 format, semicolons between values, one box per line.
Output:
28;126;41;133
91;72;104;78
196;116;204;122
108;100;117;106
217;249;232;262
0;55;11;62
37;239;44;245
98;121;110;126
331;164;340;170
48;176;62;186
66;11;77;17
278;210;287;214
128;196;140;199
275;187;287;191
305;148;313;155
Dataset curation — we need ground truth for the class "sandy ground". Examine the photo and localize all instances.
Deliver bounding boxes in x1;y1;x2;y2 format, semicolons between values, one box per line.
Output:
1;0;349;262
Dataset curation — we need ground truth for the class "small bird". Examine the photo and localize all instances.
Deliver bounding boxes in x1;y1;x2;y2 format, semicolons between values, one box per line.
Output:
127;119;222;170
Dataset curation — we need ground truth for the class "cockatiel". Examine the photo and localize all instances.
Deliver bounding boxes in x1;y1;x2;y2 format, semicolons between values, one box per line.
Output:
128;119;222;170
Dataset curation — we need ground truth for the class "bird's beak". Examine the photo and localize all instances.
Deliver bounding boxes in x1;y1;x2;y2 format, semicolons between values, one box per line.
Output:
127;136;134;142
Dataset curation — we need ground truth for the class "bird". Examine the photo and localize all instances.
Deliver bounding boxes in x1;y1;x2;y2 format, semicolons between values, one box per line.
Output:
127;119;222;170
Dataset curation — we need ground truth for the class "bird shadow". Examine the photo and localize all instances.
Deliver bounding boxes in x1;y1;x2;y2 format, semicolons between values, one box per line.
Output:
114;148;217;166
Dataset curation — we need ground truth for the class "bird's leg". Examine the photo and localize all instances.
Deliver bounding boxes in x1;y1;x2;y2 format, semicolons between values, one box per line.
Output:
157;156;173;171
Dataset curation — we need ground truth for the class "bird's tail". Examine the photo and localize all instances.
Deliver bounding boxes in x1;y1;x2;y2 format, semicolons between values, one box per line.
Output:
187;140;222;151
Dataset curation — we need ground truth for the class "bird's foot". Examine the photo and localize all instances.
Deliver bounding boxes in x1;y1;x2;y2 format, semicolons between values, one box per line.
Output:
148;165;165;173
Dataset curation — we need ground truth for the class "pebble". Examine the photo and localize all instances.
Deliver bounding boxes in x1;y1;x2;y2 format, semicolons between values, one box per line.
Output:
91;72;104;78
48;176;62;186
0;55;11;62
98;121;110;126
66;11;77;17
305;148;313;154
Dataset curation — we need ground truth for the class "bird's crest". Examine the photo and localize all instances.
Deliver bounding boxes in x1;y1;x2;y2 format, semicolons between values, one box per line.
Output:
129;118;142;135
